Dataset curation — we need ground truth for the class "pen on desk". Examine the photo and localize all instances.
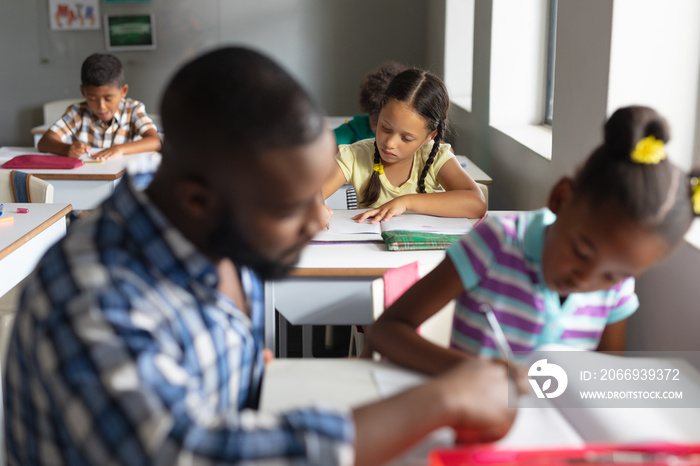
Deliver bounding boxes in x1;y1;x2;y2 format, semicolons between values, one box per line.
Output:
0;203;3;216
480;303;516;378
474;212;488;228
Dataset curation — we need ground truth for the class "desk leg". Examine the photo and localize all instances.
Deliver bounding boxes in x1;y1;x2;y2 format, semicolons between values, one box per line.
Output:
278;313;288;358
264;281;276;354
302;326;314;358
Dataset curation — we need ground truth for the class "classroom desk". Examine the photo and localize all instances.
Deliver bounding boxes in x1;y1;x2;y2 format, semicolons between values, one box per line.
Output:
0;146;160;210
266;212;516;357
0;203;72;297
265;241;446;357
260;358;453;465
261;357;700;465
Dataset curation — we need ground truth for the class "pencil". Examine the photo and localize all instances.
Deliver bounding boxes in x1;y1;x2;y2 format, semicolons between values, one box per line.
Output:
62;118;91;159
480;303;514;363
0;215;14;224
480;303;520;385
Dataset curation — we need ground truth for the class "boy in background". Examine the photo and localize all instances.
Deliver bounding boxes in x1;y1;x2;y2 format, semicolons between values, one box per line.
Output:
38;53;161;160
333;61;406;145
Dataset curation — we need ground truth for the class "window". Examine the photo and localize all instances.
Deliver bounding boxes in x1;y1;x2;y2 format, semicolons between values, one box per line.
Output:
489;0;552;159
444;0;475;111
544;0;558;126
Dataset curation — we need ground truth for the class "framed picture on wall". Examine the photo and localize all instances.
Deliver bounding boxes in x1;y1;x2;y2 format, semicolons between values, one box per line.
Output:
104;14;156;51
50;0;101;30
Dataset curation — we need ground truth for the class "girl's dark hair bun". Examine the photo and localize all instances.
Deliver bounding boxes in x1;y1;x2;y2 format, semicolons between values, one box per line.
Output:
603;105;671;160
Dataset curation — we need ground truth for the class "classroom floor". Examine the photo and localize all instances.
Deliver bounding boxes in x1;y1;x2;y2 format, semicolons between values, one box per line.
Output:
280;321;352;358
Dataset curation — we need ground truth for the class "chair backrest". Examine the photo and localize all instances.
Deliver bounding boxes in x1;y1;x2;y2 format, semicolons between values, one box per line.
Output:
0;171;54;203
371;276;455;351
345;185;357;210
43;98;82;125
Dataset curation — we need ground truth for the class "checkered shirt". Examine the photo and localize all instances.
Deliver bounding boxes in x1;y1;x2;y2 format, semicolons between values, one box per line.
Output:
48;98;157;149
4;177;355;465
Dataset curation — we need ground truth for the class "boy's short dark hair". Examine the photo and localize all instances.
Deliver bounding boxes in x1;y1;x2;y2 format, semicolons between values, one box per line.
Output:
81;53;125;88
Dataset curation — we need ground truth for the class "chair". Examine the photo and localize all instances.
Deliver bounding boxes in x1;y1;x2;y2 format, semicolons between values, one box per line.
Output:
0;170;54;203
43;98;83;126
43;98;82;126
345;185;357;210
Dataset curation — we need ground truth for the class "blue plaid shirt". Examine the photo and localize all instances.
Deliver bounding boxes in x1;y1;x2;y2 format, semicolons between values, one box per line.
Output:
5;177;354;465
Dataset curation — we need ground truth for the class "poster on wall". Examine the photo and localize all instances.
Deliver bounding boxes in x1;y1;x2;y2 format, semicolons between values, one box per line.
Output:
49;0;101;30
104;14;156;51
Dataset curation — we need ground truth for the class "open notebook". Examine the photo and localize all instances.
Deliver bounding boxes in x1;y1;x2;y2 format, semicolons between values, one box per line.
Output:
372;346;700;450
314;209;473;242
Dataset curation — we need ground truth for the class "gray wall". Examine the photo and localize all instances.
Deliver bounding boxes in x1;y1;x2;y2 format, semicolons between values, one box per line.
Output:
0;0;428;146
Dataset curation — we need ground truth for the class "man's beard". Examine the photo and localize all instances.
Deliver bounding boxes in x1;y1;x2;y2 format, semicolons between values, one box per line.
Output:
208;210;298;281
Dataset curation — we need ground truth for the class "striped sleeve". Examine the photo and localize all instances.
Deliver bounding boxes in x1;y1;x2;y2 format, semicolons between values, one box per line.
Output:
606;277;638;323
446;219;502;291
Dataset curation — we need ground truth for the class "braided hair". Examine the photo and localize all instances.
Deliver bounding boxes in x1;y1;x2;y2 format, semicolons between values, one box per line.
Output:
572;105;699;247
360;69;450;207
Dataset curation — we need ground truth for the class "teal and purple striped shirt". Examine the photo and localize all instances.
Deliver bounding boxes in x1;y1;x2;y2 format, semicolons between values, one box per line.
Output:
446;209;638;360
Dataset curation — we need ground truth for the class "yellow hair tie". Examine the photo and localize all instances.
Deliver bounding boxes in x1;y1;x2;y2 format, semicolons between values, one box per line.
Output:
373;163;384;175
631;135;666;165
691;177;700;215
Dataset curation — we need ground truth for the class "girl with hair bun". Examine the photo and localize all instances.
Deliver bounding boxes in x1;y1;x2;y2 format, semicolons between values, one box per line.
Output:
369;105;700;374
323;68;487;223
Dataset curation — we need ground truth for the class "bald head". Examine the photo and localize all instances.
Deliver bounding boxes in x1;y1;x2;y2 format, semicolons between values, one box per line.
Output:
159;46;325;175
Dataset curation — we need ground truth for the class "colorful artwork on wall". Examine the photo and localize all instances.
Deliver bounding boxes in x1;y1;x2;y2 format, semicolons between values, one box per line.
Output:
49;0;101;30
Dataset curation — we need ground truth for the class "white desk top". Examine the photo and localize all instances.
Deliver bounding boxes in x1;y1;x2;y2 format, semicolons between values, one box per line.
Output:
0;146;160;180
260;359;453;465
0;203;72;260
291;241;446;277
288;212;522;277
0;203;72;296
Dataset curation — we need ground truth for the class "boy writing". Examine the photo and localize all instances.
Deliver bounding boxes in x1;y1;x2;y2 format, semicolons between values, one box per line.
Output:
5;47;517;466
37;53;161;160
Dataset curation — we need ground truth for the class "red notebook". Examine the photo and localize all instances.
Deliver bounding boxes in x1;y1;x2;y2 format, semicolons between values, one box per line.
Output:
1;154;84;169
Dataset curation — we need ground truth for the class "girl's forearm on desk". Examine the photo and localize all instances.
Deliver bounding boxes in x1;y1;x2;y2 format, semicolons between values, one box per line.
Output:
369;318;469;375
400;190;487;218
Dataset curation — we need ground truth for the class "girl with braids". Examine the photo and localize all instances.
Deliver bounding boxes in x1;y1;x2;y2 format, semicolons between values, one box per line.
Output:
369;105;700;375
323;68;486;223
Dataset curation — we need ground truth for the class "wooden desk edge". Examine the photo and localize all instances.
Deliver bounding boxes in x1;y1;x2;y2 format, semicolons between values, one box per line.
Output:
33;170;126;181
290;267;391;277
0;204;73;261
